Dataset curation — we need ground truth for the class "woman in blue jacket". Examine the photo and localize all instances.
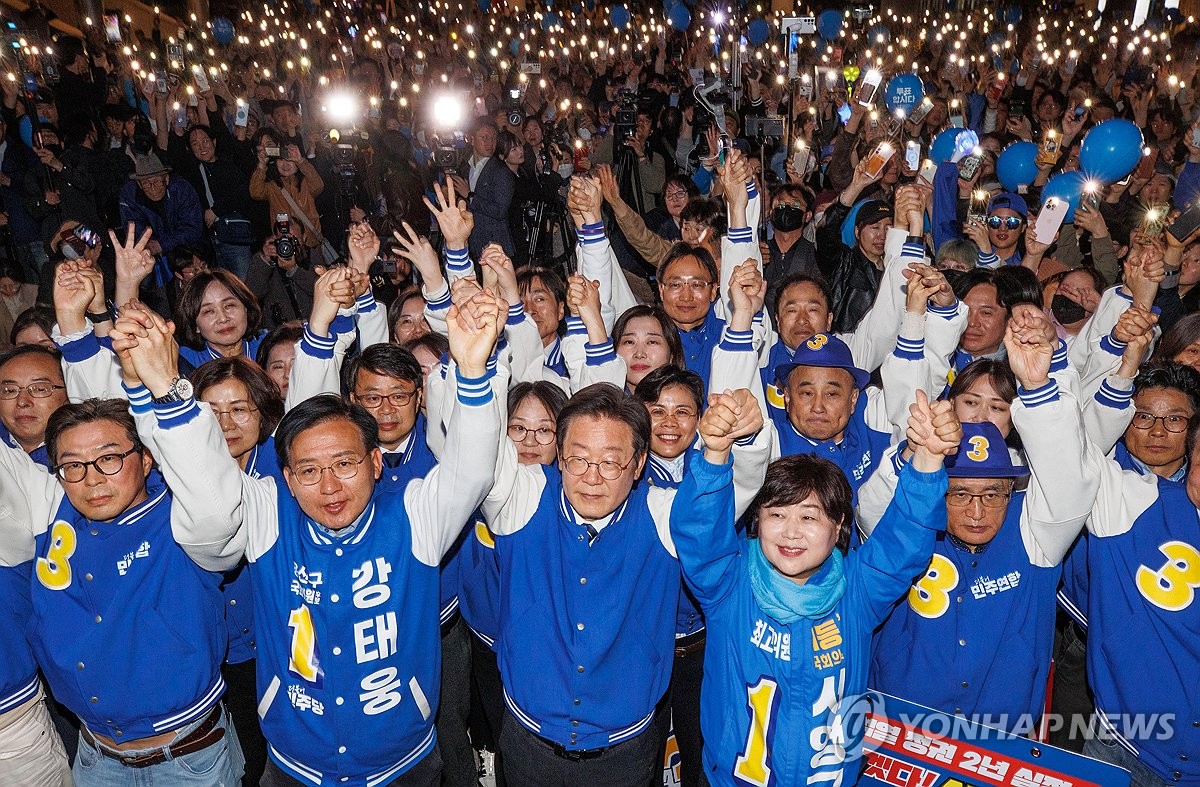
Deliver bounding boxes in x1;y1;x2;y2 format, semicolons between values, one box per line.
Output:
670;389;960;786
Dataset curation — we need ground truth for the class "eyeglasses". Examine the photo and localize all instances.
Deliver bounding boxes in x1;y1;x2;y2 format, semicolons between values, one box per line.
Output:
355;390;418;409
210;405;260;425
1130;412;1192;433
664;189;689;200
53;446;142;484
562;455;634;480
0;383;66;399
508;424;556;445
661;277;713;295
289;455;369;485
986;215;1024;230
945;490;1011;508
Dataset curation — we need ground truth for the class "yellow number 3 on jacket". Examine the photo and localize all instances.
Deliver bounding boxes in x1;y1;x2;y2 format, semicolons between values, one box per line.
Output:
909;554;959;619
1137;541;1200;612
36;521;77;591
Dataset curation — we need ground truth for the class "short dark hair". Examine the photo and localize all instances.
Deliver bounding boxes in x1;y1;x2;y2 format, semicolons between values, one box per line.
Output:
772;273;832;324
556;383;651;462
496;130;522;161
679;198;725;235
747;454;854;555
275;394;379;469
509;381;569;421
387;286;427;340
633;365;704;411
403;332;450;364
341;343;423;396
10;306;56;347
46;399;143;467
174;270;263;350
255;321;304;370
1135;361;1200;415
657;243;719;284
948;358;1018;404
516;266;567;305
612;305;684;368
0;343;63;373
191;356;285;445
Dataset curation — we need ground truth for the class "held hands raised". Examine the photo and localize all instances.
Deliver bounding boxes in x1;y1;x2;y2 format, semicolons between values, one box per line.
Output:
698;389;764;463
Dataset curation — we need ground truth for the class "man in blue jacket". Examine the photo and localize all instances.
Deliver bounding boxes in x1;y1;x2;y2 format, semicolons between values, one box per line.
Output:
118;153;204;263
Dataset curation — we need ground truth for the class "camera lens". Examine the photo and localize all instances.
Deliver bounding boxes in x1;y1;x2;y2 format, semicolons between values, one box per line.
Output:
276;235;298;260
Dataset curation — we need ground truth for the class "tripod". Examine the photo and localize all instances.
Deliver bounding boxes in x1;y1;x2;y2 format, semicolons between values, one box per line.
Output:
613;140;645;216
522;199;576;273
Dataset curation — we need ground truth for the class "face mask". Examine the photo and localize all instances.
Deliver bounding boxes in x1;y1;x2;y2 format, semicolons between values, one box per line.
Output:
771;205;807;233
1051;293;1089;324
557;162;575;179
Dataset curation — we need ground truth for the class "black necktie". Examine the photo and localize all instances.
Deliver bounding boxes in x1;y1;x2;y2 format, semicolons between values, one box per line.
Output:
382;452;404;468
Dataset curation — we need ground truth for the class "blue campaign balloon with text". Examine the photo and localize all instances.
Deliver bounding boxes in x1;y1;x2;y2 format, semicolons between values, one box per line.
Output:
929;128;964;163
883;73;923;116
212;17;235;45
1079;119;1144;184
817;9;842;40
747;18;770;45
669;3;691;31
996;141;1038;191
1042;170;1088;222
610;6;630;28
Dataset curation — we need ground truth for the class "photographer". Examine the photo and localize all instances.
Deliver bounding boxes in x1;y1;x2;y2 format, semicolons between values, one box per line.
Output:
592;106;666;212
502;130;565;267
246;233;317;329
248;132;328;267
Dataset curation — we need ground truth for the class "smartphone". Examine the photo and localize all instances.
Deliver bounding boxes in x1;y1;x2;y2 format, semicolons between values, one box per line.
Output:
908;98;934;126
918;158;938;186
192;67;209;93
857;69;883;107
904;140;921;171
1135;146;1159;180
958;151;984;181
950;112;965;128
234;100;249;127
837;103;853;124
22;72;37;95
1009;98;1027;118
861;141;895;179
103;14;122;43
797;77;813;100
1192;126;1200;147
42;62;59;84
986;79;1005;103
1034;197;1069;244
1168;201;1200;242
792;148;815;178
884;116;902;138
967;190;989;224
154;69;168;94
167;43;184;65
1144;208;1167;238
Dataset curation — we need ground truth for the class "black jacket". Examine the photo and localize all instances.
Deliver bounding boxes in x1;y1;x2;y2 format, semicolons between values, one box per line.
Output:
815;199;883;334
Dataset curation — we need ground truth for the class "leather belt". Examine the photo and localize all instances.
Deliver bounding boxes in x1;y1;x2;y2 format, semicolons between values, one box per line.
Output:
81;704;224;769
529;730;614;762
674;629;707;658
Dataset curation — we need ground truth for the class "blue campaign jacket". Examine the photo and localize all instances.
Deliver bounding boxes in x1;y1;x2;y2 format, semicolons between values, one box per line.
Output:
1087;479;1200;786
253;481;443;785
644;453;705;638
0;561;39;715
870;493;1060;733
496;470;680;750
770;393;891;498
29;477;227;740
672;452;946;787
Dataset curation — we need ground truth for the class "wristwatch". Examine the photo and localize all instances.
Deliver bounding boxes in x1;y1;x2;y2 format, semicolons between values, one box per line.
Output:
151;377;194;404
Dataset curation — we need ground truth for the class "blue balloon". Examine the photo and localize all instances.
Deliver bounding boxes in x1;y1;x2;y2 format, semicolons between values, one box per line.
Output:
1080;119;1144;184
817;8;842;40
996;141;1038;191
1041;170;1088;222
929;128;964;164
610;6;630;28
478;0;490;11
1002;6;1022;24
884;73;923;116
867;24;890;43
541;12;559;29
747;18;769;45
211;17;235;46
669;3;691;30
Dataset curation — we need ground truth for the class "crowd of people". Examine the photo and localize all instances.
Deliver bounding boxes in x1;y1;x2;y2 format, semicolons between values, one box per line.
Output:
0;1;1199;786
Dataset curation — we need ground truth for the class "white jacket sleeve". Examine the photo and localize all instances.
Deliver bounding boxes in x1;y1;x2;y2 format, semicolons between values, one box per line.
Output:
1082;375;1136;454
561;317;628;392
52;325;125;401
354;292;390;349
923;300;968;394
0;439;62;565
284;321;349;412
1012;381;1101;568
880;311;932;442
577;222;637;330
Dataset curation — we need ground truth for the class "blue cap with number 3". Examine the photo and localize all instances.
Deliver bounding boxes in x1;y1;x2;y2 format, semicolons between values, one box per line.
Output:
944;422;1029;478
775;333;871;390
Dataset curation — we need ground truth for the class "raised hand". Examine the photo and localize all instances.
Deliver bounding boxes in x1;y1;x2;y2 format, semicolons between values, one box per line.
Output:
114;303;180;398
907;389;962;471
109;223;157;291
699;388;764;462
566;273;605;342
447;287;505;378
901;262;942;315
1004;304;1055;389
595;164;621;206
347;221;381;274
310;267;354;337
423;179;474;250
1124;245;1166;310
567;176;603;225
53;261;99;334
1115;306;1157;378
393;222;444;289
727;259;766;330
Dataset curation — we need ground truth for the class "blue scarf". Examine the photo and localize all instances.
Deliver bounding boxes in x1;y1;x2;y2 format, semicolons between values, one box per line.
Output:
747;539;846;625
